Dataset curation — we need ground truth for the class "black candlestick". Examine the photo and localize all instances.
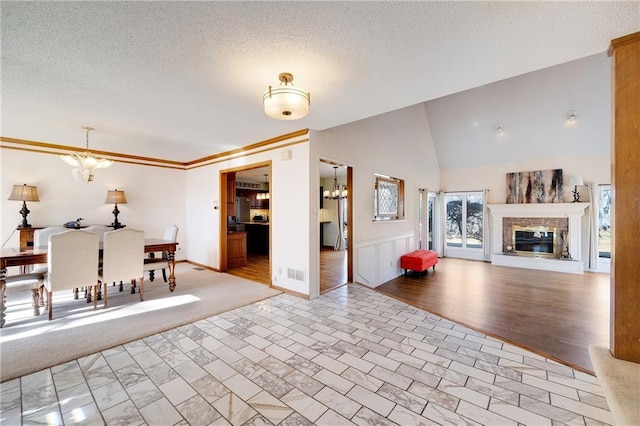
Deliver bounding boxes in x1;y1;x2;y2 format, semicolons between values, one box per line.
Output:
18;201;31;228
572;186;581;203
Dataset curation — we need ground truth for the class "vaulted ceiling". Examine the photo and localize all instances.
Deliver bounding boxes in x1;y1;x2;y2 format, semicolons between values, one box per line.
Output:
2;2;638;163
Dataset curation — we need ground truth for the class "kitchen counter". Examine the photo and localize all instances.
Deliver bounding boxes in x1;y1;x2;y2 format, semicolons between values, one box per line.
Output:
238;221;269;226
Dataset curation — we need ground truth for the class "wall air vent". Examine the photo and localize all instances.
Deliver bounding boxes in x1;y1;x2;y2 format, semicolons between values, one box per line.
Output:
287;268;305;282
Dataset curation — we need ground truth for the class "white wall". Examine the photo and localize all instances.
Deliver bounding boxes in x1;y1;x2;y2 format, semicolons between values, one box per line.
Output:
440;153;611;204
312;103;441;288
184;138;312;296
1;149;186;256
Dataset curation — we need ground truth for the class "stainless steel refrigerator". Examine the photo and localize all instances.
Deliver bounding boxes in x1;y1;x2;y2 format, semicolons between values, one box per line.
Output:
236;196;250;222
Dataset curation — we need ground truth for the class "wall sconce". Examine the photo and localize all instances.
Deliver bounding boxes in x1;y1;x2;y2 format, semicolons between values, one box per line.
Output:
8;184;40;228
105;189;127;228
495;124;504;133
568;176;584;202
568;111;577;122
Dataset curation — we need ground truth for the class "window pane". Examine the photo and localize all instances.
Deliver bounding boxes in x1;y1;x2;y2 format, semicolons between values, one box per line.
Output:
598;186;611;259
466;194;483;248
446;195;462;247
377;179;398;216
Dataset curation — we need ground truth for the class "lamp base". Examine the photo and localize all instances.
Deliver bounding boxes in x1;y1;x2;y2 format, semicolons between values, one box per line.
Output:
19;201;31;228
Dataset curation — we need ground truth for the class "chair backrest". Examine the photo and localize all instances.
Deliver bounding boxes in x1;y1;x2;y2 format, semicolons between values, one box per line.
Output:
47;230;99;292
84;225;111;242
164;225;179;242
101;228;145;283
34;226;67;247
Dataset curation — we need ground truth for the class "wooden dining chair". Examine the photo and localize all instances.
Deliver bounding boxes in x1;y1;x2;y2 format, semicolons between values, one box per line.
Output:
31;226;66;305
44;230;100;320
99;228;145;306
32;226;67;273
143;224;178;282
3;273;44;317
84;225;111;242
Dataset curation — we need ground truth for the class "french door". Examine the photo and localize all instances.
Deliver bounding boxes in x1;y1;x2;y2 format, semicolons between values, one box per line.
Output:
443;191;485;260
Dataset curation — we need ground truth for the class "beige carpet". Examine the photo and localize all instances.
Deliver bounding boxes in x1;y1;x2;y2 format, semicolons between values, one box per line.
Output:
589;345;640;426
0;264;281;382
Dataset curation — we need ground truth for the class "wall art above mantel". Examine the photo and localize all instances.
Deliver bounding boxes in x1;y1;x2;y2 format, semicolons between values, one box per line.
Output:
506;169;563;204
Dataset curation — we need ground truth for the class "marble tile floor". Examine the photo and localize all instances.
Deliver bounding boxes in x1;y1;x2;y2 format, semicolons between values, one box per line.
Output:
0;284;613;425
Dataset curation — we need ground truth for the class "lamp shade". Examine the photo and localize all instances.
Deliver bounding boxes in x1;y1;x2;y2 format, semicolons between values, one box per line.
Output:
105;189;127;204
263;73;310;120
568;176;584;187
8;184;40;202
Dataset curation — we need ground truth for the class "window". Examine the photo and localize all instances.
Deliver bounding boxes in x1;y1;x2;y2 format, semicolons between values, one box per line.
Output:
374;174;404;221
598;185;611;259
445;192;484;250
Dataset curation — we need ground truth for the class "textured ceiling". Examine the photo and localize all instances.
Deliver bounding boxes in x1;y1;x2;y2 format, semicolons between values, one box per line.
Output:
2;1;638;162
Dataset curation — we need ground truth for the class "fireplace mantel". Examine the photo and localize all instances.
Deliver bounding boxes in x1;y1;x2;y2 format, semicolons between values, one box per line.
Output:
487;203;589;218
487;203;589;273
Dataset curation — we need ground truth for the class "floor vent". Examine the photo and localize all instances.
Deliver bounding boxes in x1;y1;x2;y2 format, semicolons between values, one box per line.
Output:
287;268;305;282
193;267;205;271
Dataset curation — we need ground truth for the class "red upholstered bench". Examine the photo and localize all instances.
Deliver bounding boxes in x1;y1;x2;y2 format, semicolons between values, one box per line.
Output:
400;250;438;276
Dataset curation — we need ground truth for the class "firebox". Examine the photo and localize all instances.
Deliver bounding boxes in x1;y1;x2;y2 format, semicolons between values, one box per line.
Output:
512;225;557;258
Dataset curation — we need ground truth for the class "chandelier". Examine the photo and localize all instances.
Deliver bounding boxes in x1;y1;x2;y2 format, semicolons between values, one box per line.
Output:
263;72;310;120
61;126;113;182
324;166;347;199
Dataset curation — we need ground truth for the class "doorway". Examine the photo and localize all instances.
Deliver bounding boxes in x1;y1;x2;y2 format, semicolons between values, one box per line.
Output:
319;161;352;293
221;162;271;285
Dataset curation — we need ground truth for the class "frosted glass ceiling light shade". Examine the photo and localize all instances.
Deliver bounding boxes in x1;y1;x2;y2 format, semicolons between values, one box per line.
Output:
61;126;113;182
263;73;310;120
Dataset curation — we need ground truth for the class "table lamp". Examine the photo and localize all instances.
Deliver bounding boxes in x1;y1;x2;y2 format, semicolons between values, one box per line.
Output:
105;189;127;228
8;184;40;228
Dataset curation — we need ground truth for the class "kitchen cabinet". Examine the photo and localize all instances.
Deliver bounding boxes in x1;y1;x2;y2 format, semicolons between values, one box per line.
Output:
227;231;247;267
226;172;236;215
246;190;269;209
245;223;269;255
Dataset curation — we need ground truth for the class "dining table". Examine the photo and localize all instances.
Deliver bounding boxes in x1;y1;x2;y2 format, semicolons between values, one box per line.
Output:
0;238;178;328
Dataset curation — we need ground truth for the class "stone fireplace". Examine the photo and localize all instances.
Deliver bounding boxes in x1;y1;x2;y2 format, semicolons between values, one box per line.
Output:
503;217;568;258
487;203;589;273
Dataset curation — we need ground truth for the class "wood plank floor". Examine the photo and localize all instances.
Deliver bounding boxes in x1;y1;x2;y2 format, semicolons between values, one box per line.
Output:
375;257;610;374
320;247;347;294
228;249;348;293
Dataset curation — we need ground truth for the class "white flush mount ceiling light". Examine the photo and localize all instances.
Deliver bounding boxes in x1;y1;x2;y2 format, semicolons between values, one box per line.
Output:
495;124;504;133
263;72;310;120
60;126;113;182
568;110;577;122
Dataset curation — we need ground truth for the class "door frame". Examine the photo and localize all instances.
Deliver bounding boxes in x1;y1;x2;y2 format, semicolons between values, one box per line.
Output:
318;160;353;293
220;161;271;275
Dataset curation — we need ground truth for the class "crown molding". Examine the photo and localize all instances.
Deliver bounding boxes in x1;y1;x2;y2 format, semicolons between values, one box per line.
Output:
0;128;310;170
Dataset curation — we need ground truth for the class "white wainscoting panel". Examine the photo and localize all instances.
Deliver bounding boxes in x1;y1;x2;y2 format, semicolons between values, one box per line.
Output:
355;233;415;288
